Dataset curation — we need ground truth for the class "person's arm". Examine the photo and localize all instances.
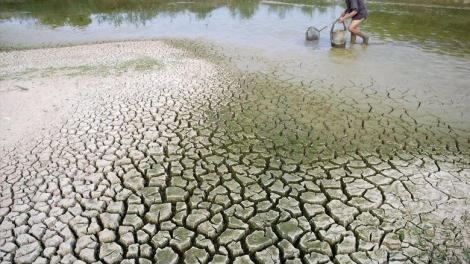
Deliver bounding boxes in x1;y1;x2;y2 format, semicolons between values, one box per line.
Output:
339;10;357;23
339;0;358;22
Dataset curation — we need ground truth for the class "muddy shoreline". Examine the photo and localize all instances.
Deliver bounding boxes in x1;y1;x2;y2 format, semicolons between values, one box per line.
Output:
0;40;469;263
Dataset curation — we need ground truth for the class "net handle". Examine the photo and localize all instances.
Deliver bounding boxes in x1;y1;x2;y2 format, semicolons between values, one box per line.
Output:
318;20;337;32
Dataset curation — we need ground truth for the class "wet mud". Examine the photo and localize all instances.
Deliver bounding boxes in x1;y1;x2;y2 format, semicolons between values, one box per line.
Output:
0;40;469;264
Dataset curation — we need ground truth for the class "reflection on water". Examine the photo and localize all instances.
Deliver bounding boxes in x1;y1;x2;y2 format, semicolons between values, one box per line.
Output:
1;0;470;56
367;0;470;56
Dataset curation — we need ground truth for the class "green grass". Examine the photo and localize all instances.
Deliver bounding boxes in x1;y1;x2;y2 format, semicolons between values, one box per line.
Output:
0;56;163;80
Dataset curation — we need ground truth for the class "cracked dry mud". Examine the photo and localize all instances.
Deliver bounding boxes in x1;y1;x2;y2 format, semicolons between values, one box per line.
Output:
1;40;469;264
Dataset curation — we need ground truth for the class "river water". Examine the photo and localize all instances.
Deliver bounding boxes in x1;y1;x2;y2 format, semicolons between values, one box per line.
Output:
1;0;470;55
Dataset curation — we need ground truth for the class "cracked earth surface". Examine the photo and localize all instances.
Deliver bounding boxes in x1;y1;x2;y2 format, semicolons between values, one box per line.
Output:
0;40;469;264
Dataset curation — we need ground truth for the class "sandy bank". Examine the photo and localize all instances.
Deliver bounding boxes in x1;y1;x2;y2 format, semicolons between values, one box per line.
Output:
0;40;219;151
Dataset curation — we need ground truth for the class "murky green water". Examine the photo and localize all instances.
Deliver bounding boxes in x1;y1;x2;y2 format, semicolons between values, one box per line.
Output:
1;0;470;56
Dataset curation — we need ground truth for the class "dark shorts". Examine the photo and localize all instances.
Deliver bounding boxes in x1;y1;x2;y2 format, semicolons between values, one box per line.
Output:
353;11;368;20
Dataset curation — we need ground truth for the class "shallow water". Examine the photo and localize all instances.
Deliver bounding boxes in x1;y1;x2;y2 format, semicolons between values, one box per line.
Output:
1;0;470;55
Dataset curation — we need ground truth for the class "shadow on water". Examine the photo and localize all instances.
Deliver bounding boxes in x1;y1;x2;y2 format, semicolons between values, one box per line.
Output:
1;0;470;56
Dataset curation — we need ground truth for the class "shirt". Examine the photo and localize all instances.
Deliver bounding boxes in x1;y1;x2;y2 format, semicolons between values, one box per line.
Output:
346;0;368;20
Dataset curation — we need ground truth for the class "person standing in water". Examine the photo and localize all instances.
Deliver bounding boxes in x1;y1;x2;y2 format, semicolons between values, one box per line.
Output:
339;0;369;45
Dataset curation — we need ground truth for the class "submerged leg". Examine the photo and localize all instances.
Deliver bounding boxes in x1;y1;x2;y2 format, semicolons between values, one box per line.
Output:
357;32;369;45
348;19;369;45
350;33;357;44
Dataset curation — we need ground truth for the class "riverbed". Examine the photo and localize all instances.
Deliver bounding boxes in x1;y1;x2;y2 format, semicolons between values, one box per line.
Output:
0;0;469;263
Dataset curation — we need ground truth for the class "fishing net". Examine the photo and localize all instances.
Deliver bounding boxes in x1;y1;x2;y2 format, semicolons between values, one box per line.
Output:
306;20;339;41
305;27;320;41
